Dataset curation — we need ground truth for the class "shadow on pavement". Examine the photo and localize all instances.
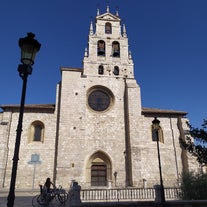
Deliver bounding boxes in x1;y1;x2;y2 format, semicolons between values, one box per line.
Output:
0;196;33;207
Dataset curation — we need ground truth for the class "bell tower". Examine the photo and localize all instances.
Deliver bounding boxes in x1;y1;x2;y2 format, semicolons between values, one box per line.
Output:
83;6;134;78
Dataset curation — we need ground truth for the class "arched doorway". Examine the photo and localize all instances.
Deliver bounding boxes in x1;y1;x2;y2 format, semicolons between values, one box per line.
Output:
86;151;112;187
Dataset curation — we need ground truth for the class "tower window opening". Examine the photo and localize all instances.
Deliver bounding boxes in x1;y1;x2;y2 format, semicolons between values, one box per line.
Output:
113;66;119;75
98;65;104;75
105;22;112;34
97;40;105;56
112;41;120;57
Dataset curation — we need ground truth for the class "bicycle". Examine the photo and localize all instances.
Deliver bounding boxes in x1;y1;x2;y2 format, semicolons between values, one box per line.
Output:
32;185;69;206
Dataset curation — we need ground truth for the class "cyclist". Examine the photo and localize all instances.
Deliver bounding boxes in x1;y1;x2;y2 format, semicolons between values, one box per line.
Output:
43;177;55;193
42;177;56;203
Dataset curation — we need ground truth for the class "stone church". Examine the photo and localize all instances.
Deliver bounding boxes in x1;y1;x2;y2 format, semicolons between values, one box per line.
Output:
0;7;196;190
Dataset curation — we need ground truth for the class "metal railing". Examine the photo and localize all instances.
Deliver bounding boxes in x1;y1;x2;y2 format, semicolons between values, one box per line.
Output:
80;187;181;202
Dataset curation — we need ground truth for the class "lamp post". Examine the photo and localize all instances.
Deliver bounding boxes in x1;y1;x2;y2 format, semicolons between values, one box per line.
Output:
7;33;41;207
114;171;117;187
152;117;165;204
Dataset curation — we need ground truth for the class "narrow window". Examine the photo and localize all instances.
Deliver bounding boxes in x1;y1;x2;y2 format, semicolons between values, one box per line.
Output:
34;125;43;141
113;66;119;75
98;65;104;75
112;41;120;57
105;22;112;34
97;40;105;56
29;121;44;142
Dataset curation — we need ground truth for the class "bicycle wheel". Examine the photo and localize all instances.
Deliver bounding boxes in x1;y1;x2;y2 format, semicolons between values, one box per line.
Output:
37;194;47;206
57;192;68;204
32;195;39;207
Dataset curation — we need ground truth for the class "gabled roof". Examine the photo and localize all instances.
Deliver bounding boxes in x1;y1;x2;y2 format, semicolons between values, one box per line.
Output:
96;12;121;22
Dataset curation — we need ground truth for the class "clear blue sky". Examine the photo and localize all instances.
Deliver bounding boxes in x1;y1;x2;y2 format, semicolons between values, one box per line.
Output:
0;0;207;128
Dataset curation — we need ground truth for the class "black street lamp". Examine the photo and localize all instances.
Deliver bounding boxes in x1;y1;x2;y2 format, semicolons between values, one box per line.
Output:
114;171;118;187
152;117;165;205
7;33;41;207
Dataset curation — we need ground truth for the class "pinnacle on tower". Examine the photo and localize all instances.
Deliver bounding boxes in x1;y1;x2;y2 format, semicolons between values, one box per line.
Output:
123;24;127;37
84;47;88;57
106;5;110;13
96;3;100;16
89;20;94;35
97;8;100;16
116;6;119;16
129;51;132;59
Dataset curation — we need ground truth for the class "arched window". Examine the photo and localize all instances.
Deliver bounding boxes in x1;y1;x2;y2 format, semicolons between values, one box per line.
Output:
97;40;105;56
29;121;44;142
105;22;112;34
152;126;164;143
86;151;112;187
113;66;119;75
98;65;104;75
112;41;120;57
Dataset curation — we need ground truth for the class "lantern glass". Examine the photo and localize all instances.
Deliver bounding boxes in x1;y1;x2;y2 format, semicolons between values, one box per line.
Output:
152;117;160;131
20;44;38;65
19;33;41;66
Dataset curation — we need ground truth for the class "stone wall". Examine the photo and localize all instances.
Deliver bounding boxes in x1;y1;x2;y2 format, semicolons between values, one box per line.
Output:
0;108;57;189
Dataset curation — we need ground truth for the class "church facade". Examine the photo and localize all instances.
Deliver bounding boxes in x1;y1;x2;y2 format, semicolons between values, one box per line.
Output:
0;7;196;190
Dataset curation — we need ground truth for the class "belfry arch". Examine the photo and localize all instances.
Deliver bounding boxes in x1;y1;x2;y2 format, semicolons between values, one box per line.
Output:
86;151;112;187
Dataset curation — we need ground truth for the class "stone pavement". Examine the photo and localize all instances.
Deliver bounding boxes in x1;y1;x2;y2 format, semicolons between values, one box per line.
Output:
0;190;69;207
0;191;35;207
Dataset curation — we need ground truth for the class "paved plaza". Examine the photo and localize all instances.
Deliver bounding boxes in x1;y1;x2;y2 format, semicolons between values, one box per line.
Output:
0;191;35;207
0;190;70;207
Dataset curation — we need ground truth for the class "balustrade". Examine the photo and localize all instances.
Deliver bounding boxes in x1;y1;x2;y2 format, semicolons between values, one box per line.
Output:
80;187;180;202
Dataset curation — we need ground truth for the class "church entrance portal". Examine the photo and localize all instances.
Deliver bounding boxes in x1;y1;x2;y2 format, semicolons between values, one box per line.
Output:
86;151;112;187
